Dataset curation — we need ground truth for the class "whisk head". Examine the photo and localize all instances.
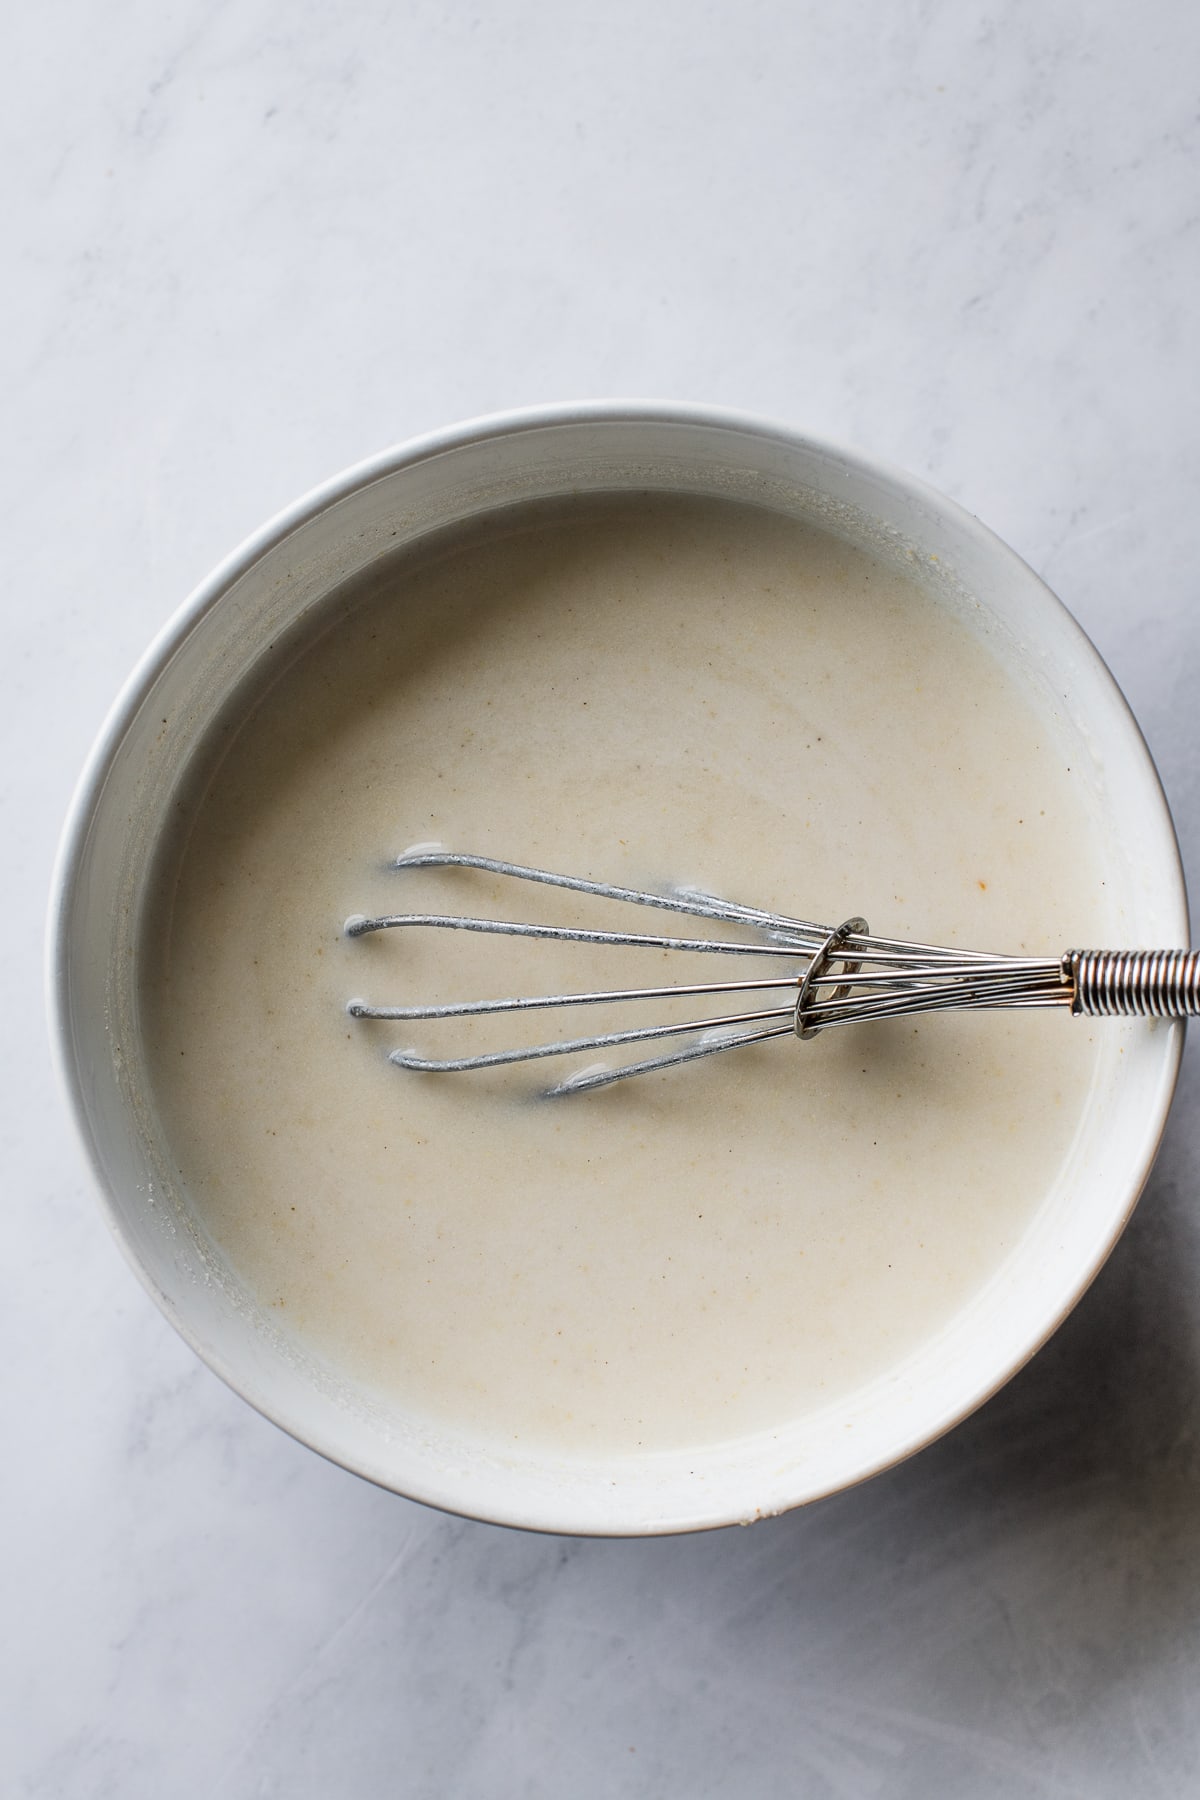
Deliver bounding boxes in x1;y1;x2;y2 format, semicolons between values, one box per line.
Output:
345;851;1074;1097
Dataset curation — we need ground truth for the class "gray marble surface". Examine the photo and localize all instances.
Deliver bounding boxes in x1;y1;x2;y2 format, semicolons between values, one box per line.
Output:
8;2;1200;1794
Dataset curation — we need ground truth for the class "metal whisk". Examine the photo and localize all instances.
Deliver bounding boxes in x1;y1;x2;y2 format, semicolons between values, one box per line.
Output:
345;850;1200;1098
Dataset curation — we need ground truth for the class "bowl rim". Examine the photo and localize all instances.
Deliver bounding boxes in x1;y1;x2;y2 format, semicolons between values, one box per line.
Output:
46;399;1190;1534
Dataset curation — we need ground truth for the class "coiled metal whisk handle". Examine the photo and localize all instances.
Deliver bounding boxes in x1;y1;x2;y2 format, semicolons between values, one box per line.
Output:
1068;949;1200;1018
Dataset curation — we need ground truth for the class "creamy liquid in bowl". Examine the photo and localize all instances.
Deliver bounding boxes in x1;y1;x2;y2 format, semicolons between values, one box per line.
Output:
139;495;1109;1458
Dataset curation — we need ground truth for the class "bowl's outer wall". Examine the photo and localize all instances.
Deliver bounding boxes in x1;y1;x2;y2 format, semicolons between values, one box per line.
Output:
48;404;1188;1533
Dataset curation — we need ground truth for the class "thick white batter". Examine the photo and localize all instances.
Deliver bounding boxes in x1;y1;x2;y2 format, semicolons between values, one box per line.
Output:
140;496;1108;1456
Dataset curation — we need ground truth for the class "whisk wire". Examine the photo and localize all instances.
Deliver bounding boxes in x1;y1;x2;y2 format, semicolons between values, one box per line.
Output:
345;851;1196;1096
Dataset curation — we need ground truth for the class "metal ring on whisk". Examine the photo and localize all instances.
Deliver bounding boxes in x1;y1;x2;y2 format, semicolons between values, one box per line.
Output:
794;915;871;1040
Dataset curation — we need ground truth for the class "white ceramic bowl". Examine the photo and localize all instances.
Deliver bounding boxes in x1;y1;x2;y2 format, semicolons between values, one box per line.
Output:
48;403;1187;1534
